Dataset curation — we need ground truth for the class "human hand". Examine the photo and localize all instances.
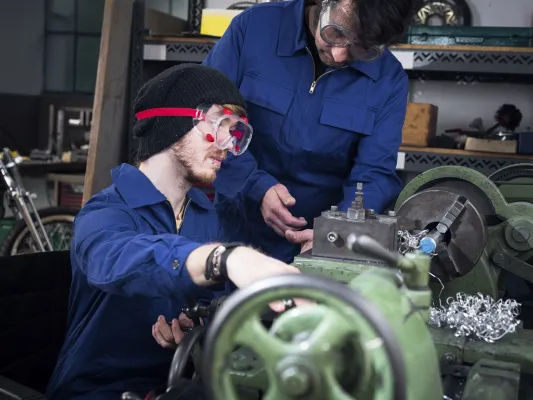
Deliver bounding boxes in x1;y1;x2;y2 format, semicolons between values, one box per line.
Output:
260;184;307;237
152;314;195;349
285;229;313;253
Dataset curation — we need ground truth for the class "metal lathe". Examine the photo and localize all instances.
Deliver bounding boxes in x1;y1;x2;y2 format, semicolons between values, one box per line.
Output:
139;164;533;400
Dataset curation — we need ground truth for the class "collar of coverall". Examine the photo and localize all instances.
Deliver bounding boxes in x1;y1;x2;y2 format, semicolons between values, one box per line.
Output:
275;0;381;82
112;163;215;210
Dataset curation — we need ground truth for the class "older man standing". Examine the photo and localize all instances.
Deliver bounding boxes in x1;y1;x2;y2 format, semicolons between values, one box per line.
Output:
204;0;413;262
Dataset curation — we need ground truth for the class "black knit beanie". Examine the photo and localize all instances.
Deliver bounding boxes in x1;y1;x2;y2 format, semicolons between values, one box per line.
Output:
133;63;246;162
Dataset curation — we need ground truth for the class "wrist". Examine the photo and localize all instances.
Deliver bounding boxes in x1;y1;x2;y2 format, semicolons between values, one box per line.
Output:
204;243;245;282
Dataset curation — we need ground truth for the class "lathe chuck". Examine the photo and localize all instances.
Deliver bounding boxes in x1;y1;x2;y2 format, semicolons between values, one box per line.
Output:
396;189;486;282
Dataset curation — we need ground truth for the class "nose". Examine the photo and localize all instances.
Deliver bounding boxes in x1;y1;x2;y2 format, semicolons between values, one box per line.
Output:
331;47;350;63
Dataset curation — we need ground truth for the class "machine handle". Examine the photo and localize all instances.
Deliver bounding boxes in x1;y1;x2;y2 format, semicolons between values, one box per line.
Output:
346;233;401;267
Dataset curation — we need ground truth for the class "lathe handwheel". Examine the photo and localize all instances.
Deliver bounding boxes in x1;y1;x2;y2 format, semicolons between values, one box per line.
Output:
202;274;406;400
167;325;206;389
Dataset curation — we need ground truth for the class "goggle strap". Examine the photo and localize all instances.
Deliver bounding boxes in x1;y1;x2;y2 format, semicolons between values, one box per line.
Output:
135;107;204;121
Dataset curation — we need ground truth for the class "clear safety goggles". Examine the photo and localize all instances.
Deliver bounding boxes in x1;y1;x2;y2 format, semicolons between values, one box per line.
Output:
319;0;384;61
135;104;252;156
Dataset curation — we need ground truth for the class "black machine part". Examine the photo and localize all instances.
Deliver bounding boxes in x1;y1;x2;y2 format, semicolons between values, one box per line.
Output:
167;326;206;387
396;189;487;282
182;296;228;326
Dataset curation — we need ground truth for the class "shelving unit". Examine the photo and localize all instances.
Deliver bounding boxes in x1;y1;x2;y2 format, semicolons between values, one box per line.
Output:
125;3;533;174
397;146;533;175
143;38;533;83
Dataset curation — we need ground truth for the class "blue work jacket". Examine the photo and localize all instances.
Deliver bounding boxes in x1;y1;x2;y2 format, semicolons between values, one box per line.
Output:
46;163;229;400
203;0;407;263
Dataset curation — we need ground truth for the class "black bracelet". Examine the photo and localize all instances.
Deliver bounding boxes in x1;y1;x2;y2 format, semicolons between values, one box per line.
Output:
205;243;244;282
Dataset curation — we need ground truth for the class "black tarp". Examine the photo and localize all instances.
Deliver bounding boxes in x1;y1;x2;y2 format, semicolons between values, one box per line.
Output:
0;251;71;395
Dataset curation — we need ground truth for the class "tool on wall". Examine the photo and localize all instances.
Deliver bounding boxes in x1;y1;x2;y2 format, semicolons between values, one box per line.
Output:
29;105;92;162
411;0;472;26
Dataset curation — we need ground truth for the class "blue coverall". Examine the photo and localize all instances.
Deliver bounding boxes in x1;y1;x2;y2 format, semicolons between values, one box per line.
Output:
46;164;229;399
203;0;408;263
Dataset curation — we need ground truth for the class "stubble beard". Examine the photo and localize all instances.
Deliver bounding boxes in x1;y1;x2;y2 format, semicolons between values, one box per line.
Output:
172;138;226;186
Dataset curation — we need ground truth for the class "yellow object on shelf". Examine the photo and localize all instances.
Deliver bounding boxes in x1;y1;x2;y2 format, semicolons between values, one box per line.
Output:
200;9;243;38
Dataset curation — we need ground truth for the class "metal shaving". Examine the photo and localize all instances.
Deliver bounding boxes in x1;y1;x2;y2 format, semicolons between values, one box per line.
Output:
397;229;429;255
428;293;521;343
397;229;522;343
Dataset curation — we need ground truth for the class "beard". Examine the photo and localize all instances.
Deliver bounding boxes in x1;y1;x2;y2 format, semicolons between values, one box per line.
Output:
172;136;227;185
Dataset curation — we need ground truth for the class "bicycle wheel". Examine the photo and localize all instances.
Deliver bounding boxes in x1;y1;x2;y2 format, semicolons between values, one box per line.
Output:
0;207;78;256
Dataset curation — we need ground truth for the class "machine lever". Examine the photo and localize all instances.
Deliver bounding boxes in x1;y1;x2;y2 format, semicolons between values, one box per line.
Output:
183;296;228;327
346;233;401;268
492;251;533;283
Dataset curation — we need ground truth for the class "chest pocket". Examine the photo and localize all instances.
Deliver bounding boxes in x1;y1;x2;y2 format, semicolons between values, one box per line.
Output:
306;99;376;173
239;73;294;151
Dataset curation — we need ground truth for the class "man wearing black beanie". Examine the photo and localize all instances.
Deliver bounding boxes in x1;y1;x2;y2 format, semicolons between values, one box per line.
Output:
46;64;301;400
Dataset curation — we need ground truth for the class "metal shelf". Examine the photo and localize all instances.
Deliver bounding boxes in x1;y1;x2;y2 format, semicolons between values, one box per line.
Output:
143;39;533;80
144;39;215;63
393;44;533;76
397;146;533;175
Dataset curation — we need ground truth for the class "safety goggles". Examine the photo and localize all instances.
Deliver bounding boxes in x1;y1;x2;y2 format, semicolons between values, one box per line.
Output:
135;104;252;156
319;0;384;61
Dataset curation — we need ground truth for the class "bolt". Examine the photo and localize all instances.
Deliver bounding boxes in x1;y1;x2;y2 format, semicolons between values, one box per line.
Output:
441;353;456;364
330;205;338;211
230;353;253;371
388;210;396;217
512;227;530;243
327;232;339;243
492;252;505;266
279;366;310;396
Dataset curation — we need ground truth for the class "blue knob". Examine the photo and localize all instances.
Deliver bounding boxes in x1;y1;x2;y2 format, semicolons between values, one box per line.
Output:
419;237;436;254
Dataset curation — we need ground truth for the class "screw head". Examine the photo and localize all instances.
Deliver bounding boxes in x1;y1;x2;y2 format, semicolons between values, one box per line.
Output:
327;232;338;243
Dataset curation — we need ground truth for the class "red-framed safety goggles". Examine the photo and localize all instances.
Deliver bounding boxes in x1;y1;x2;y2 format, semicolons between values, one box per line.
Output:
135;104;253;156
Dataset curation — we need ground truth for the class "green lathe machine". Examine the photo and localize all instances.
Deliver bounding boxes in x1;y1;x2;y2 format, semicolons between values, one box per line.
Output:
152;165;533;400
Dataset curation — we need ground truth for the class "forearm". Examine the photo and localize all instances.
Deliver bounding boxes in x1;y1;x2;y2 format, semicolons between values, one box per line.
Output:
185;243;220;285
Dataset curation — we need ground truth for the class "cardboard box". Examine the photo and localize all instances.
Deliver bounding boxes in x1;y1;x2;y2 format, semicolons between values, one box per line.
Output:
465;137;517;154
402;103;438;147
200;9;242;37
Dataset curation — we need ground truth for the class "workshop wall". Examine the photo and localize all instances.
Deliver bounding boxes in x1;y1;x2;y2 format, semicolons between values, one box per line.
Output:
0;1;44;96
148;0;533;26
0;1;44;155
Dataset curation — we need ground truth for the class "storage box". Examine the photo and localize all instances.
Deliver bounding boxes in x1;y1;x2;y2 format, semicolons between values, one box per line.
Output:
464;137;517;154
405;26;533;48
200;9;242;37
401;103;438;147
